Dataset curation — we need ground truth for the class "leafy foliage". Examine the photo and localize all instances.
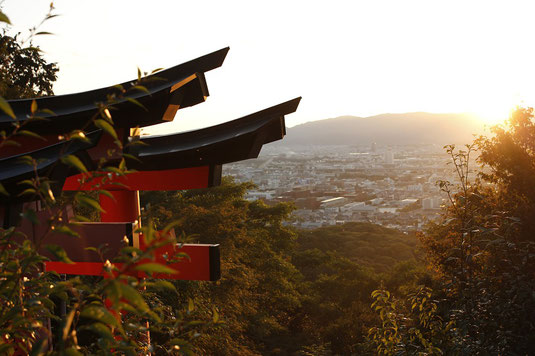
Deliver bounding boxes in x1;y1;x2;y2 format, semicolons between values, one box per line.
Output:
370;109;535;355
143;182;303;355
297;222;420;273
368;286;453;355
0;34;59;99
142;182;433;355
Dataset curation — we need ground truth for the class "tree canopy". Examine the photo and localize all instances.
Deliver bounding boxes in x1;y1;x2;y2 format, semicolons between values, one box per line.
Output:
0;34;58;99
372;108;535;355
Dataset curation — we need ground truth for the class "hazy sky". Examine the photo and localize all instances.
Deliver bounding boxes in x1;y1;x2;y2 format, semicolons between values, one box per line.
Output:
3;0;534;134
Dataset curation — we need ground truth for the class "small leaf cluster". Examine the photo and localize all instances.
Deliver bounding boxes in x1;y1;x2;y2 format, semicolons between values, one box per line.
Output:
368;286;453;356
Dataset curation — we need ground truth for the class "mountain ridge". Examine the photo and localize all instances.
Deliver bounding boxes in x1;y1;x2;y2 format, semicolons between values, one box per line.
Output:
283;112;488;146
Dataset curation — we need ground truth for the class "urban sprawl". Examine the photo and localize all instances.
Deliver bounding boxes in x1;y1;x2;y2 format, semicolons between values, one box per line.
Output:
226;143;470;232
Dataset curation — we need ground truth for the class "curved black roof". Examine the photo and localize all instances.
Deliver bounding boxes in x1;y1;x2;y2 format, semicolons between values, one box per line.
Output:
0;48;229;134
0;130;102;202
128;97;301;170
0;98;301;202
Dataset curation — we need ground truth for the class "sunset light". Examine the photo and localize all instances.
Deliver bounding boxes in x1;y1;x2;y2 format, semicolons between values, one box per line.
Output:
466;91;520;126
3;0;535;133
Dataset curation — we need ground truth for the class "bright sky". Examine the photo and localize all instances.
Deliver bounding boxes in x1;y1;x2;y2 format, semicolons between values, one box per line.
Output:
3;0;534;134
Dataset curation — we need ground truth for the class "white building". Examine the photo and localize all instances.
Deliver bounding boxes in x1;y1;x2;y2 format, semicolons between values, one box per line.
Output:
422;197;442;209
245;191;275;201
320;197;348;208
401;198;418;206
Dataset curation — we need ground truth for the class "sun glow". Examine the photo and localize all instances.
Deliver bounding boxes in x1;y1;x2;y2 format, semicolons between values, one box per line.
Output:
472;103;516;127
470;91;525;127
5;0;535;132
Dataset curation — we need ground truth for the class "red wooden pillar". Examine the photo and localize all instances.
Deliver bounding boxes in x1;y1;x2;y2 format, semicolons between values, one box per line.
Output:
99;190;139;223
99;189;149;351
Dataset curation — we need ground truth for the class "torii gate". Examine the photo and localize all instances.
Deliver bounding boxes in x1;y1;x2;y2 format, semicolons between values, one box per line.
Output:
0;47;300;282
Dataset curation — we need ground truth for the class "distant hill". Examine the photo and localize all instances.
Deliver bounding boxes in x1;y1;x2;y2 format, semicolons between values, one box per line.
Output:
284;112;486;146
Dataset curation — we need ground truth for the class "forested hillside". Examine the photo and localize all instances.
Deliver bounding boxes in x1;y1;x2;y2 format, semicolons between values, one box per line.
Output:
297;222;419;273
141;181;427;355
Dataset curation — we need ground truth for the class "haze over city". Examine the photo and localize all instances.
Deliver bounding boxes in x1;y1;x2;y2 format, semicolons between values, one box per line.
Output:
4;0;535;134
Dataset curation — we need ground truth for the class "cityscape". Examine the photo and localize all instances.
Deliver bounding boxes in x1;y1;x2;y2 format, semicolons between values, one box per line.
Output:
226;143;463;232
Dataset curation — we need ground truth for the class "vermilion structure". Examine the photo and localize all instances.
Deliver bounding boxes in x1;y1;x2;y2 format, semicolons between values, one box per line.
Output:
0;47;300;281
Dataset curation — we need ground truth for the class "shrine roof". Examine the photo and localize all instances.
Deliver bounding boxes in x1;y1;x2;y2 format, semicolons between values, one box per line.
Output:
0;47;229;134
0;98;300;202
129;97;301;170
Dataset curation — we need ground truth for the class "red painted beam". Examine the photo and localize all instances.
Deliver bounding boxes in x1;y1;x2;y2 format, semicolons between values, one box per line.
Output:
137;243;220;281
45;262;105;276
62;165;220;191
44;244;220;281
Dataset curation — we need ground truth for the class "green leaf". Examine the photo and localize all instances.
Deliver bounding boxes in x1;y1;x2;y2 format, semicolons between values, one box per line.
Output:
73;215;91;222
0;182;8;196
30;100;37;114
188;298;194;313
18;155;35;166
134;262;178;275
162;220;182;235
80;305;119;328
52;225;79;238
0;96;15;119
0;344;14;355
64;348;84;356
18;188;37;197
95;119;118;140
46;244;74;264
75;193;104;212
68;130;90;143
97;189;115;200
39;181;56;202
153;280;177;293
212;307;219;323
1;139;20;147
61;154;87;173
118;283;150;314
104;280;122;303
80;322;114;341
17;130;46;141
39;108;55;116
131;85;150;94
0;11;11;24
127;139;148;146
29;337;47;356
17;179;34;187
122;153;141;162
22;208;39;224
102;108;113;121
169;338;189;346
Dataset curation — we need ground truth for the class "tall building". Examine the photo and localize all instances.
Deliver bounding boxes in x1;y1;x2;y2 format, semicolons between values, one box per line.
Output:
384;150;394;164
